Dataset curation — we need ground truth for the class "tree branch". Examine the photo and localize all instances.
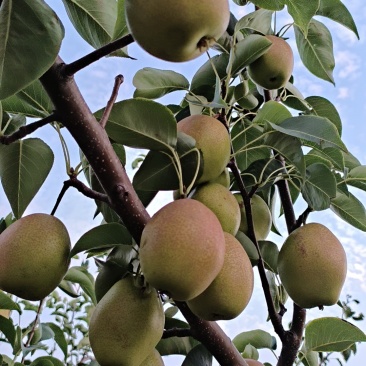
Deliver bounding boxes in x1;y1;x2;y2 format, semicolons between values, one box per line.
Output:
40;57;248;366
162;327;192;339
99;75;124;129
0;114;57;145
63;34;135;76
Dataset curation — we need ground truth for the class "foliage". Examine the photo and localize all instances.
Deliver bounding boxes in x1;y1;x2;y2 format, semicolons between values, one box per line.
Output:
0;1;365;366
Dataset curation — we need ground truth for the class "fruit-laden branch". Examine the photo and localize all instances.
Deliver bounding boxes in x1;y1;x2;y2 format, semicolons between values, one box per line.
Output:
63;34;135;76
0;113;57;145
40;56;249;366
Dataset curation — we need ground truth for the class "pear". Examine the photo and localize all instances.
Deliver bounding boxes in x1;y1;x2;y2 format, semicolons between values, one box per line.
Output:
244;360;264;366
234;194;272;240
209;168;230;188
248;35;294;90
0;214;71;301
0;309;10;319
139;349;164;366
277;223;347;309
139;199;225;301
125;0;230;62
187;232;254;321
89;276;165;366
191;183;241;235
177;115;231;184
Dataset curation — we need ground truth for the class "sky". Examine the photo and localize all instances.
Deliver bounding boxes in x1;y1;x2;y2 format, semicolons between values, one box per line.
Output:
1;1;366;365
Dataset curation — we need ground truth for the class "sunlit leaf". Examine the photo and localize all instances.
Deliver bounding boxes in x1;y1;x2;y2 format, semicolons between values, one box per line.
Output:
0;290;21;313
233;329;276;352
287;0;320;36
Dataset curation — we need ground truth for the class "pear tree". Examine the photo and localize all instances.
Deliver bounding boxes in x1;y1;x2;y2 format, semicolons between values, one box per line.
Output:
0;1;366;366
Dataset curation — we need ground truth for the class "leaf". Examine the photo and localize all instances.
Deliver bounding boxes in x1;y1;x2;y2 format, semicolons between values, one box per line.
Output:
295;19;335;84
302;163;337;211
305;317;366;352
96;98;177;152
112;0;129;40
64;266;97;305
0;138;54;218
317;0;359;39
259;241;279;273
30;356;64;366
286;0;320;36
182;344;212;366
133;68;189;99
270;115;347;151
230;34;273;76
235;9;274;34
70;223;132;257
306;147;344;171
251;0;285;11
0;290;21;313
1;80;53;118
265;132;305;178
45;323;68;359
233;329;276;352
61;0;120;52
305;96;342;135
345;166;366;192
0;0;64;99
253;101;292;126
156;336;198;356
331;190;366;231
0;316;15;346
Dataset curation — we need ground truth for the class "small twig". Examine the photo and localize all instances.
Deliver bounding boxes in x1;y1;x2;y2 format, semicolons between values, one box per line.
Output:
63;34;135;76
99;75;124;129
21;299;44;362
162;327;193;339
0;113;57;145
228;157;285;339
51;177;109;215
295;206;313;228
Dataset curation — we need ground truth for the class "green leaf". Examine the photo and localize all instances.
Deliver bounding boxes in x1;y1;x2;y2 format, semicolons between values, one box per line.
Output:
64;266;97;305
251;0;285;11
331;190;366;231
112;0;129;41
96;98;177;152
61;0;123;54
299;346;319;366
305;96;342;135
306;147;344;171
233;329;276;352
0;290;21;313
0;113;26;136
295;19;335;84
133;68;189;99
235;231;259;265
0;138;54;218
305;317;366;352
270;115;347;151
259;241;279;273
30;356;64;366
317;0;359;39
0;0;64;100
265;132;305;178
345;166;366;192
0;316;15;346
254;101;292;125
70;223;132;258
286;0;320;36
235;9;274;34
302;163;337;210
182;344;212;366
156;336;198;356
230;34;273;76
45;323;68;359
1;80;53;118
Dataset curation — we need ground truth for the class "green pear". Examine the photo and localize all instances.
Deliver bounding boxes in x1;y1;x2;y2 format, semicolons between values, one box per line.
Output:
140;199;225;301
209;168;230;188
177;115;231;184
125;0;230;62
139;349;164;366
191;183;240;235
0;214;71;301
187;232;254;321
248;35;294;90
278;223;347;309
234;194;272;240
89;276;165;366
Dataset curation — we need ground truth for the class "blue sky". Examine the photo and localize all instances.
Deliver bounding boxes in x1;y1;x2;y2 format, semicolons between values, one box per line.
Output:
1;1;366;365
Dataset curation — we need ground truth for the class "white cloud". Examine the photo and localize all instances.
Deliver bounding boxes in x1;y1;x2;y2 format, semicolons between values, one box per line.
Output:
337;87;350;99
335;51;361;79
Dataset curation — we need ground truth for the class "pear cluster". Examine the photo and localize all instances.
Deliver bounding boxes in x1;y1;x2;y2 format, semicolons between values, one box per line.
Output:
278;223;347;309
125;0;230;62
0;213;71;301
